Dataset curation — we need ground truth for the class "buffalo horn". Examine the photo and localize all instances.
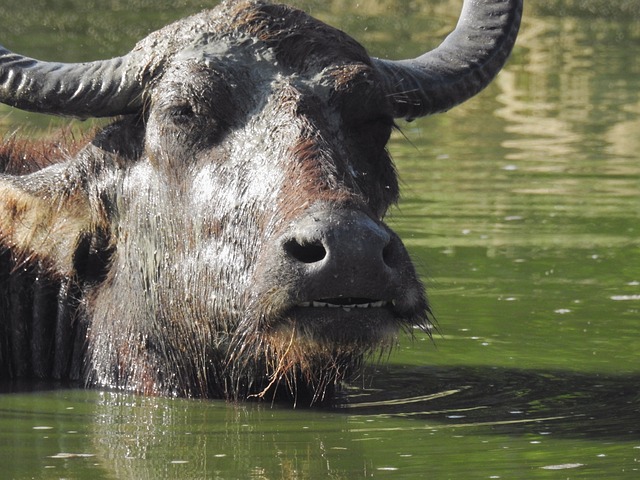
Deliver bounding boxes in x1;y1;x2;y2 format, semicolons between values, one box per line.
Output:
376;0;523;120
0;47;145;118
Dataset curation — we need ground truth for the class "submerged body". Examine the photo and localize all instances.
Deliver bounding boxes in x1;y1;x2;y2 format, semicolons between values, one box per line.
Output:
0;0;521;404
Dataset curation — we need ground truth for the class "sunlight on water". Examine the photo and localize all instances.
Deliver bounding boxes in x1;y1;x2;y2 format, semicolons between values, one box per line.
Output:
1;0;639;478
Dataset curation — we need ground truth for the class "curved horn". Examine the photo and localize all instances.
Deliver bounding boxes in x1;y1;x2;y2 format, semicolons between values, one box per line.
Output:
0;9;222;119
0;8;216;119
375;0;523;120
0;47;145;118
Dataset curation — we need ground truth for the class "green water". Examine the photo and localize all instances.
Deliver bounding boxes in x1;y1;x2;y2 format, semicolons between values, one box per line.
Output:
1;1;639;478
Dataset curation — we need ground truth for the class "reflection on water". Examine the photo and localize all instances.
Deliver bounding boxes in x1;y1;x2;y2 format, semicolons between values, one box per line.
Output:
347;365;640;440
1;0;639;478
1;375;638;479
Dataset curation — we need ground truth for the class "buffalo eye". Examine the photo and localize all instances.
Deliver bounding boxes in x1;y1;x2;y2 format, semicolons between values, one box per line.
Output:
169;102;199;124
165;98;224;144
356;115;395;150
164;94;225;130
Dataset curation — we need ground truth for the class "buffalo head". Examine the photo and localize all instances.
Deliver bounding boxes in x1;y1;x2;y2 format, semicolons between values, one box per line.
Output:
0;0;521;403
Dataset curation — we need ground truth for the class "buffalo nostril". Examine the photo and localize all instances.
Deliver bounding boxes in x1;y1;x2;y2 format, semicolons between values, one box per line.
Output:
382;241;395;266
284;239;326;264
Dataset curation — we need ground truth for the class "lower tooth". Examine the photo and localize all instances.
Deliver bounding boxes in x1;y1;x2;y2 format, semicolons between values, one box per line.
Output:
304;300;391;309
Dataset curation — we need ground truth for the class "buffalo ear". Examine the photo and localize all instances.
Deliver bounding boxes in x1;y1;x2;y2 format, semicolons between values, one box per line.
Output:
0;166;96;277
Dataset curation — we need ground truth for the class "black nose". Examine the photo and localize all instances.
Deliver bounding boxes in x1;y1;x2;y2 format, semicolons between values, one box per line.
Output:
281;207;404;300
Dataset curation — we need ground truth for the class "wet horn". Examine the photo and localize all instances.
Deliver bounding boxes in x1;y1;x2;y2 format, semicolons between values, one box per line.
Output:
0;46;145;118
375;0;523;120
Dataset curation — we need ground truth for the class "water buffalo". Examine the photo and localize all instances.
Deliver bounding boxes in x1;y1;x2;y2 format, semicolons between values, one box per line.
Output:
0;0;521;404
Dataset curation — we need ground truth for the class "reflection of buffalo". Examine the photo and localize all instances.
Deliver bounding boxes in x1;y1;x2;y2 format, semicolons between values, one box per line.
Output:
0;0;521;404
348;365;640;442
3;366;637;479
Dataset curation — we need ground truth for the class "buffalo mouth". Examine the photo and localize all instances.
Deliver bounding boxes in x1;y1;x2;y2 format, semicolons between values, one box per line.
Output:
248;296;402;401
296;297;394;312
291;297;397;324
271;296;405;348
243;289;428;403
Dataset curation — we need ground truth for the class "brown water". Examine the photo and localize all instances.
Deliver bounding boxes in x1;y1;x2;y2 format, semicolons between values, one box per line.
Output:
1;1;639;478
